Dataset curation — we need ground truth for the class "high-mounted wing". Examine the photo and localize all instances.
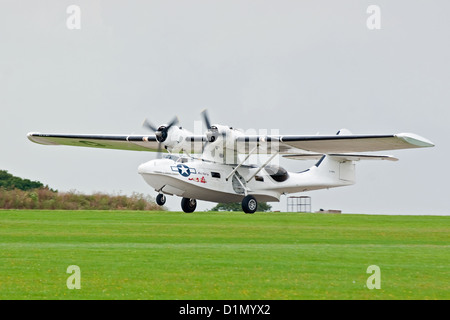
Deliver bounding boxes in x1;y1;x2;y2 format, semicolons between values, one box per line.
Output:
279;133;434;153
27;132;207;154
27;133;161;152
236;132;434;154
28;130;434;160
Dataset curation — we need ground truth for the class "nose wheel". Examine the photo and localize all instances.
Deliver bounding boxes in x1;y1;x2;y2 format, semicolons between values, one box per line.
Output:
156;194;166;206
181;197;197;213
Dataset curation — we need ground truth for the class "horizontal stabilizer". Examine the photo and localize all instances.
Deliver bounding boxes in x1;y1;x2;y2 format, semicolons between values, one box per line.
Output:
284;153;398;161
329;154;398;162
283;154;324;160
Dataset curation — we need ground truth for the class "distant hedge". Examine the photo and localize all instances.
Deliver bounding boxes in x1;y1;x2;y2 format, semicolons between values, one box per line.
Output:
0;188;161;210
0;169;160;210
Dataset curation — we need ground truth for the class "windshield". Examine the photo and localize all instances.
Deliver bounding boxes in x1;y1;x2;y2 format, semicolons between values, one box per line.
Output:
164;154;180;161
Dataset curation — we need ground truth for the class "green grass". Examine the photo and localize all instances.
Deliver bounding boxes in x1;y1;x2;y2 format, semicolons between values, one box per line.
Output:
0;210;448;300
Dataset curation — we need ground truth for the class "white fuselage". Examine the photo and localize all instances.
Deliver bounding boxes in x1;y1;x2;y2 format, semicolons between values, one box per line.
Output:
138;155;355;203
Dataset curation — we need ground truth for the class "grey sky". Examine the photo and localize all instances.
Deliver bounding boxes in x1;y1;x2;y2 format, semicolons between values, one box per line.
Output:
1;1;449;214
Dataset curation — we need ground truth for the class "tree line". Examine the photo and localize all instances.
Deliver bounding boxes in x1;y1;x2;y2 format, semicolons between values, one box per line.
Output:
0;170;48;191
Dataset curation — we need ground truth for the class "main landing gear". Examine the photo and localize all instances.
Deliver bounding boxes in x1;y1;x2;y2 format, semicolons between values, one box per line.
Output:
158;195;257;214
179;196;257;214
242;195;257;214
181;197;197;213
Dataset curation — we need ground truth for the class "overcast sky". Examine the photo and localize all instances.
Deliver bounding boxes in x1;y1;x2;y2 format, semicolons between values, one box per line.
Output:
1;0;449;215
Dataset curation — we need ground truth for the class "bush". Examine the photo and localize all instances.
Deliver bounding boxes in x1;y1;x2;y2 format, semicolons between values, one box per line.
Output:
0;188;161;211
0;169;161;210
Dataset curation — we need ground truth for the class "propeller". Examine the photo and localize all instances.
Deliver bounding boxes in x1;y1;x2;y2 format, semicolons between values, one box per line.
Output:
200;109;230;158
201;109;212;131
142;116;179;158
143;116;179;143
201;109;218;143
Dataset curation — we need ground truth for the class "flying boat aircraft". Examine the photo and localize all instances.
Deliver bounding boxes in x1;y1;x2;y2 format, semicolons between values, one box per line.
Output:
27;111;434;213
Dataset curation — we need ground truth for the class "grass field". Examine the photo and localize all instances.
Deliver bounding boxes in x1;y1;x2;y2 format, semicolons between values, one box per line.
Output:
0;210;448;300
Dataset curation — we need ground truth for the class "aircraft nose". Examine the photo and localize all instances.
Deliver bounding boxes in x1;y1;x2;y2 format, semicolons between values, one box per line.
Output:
138;161;152;174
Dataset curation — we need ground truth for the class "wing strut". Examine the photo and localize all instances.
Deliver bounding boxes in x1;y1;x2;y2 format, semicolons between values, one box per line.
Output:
225;145;258;181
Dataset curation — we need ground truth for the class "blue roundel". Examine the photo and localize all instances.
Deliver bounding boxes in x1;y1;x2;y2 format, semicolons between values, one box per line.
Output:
177;164;191;177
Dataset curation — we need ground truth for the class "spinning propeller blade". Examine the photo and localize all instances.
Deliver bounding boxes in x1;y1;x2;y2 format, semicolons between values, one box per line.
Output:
142;116;179;158
200;109;223;154
201;109;212;130
142;119;158;132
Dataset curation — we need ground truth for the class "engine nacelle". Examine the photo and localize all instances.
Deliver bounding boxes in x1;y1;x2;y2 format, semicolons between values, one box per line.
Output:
162;126;198;154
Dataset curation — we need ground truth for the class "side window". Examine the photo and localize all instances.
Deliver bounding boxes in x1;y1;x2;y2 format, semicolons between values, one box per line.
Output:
211;172;221;178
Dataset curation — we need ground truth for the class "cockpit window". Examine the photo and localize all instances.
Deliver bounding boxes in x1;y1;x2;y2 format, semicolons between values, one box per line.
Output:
264;165;289;182
163;154;191;163
164;154;180;161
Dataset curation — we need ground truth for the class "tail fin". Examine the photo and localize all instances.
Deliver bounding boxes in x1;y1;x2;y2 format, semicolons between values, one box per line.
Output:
291;129;402;188
310;128;356;184
309;128;398;184
313;155;356;184
311;153;397;186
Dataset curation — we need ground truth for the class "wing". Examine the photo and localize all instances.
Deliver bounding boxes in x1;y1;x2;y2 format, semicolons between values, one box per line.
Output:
27;133;161;152
237;132;434;154
28;131;434;157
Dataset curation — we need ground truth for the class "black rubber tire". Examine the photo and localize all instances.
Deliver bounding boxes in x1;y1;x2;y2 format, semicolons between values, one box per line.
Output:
242;195;257;214
181;197;197;213
156;194;166;206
